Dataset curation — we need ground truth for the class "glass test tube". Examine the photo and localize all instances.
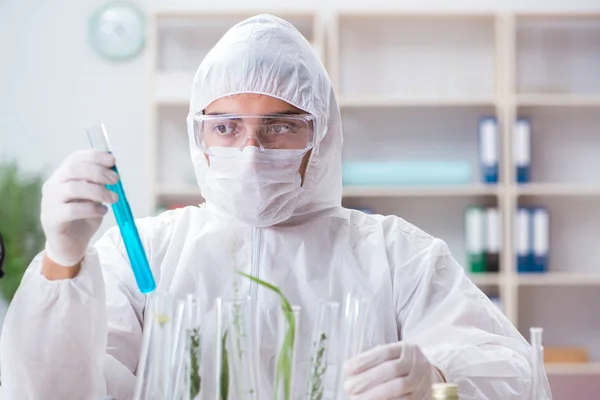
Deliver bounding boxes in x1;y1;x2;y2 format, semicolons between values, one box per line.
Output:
86;123;156;294
214;298;227;400
132;297;155;400
133;293;175;400
530;327;543;400
306;301;340;400
224;297;259;400
171;294;206;400
274;305;301;400
169;299;186;398
336;294;371;400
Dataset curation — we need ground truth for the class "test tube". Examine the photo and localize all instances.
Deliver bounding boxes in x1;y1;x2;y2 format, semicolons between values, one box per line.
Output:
132;298;155;400
214;298;226;400
530;327;544;400
172;294;206;400
336;294;371;400
306;301;340;400
86;123;156;294
132;293;175;400
224;297;259;400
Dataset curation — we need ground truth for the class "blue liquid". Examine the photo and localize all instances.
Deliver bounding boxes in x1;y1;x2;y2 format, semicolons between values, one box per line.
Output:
107;166;156;294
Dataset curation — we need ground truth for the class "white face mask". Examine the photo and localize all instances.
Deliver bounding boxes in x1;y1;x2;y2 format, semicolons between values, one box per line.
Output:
203;147;306;227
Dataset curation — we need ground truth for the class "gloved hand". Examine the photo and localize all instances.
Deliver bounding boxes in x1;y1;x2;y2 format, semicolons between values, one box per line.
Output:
41;150;119;267
343;342;443;400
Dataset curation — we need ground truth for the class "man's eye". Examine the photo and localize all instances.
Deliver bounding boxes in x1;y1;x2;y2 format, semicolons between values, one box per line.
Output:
266;124;292;134
213;124;234;135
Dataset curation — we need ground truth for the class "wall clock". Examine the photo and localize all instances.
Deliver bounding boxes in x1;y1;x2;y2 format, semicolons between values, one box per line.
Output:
88;1;146;61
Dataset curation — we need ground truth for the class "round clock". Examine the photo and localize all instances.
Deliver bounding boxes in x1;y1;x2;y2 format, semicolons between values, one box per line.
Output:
88;1;146;61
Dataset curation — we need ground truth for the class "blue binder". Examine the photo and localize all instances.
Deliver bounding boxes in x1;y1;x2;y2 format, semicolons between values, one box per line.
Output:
514;117;531;184
531;207;549;273
479;117;499;184
516;207;532;273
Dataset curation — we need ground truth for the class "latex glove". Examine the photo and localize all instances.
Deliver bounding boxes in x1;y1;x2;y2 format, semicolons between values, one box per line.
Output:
343;342;443;400
41;149;119;267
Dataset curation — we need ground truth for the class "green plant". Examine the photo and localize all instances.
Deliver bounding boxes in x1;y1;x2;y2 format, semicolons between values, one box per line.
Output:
307;333;328;400
220;331;229;400
0;162;45;302
237;272;296;400
189;327;201;399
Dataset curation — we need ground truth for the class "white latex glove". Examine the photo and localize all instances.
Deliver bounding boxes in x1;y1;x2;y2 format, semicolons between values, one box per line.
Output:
343;342;443;400
41;149;119;267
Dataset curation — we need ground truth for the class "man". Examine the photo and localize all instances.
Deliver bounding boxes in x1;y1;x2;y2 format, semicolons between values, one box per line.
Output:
0;14;550;400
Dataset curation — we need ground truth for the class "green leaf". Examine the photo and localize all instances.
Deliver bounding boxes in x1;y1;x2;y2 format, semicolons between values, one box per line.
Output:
220;331;229;400
237;271;296;400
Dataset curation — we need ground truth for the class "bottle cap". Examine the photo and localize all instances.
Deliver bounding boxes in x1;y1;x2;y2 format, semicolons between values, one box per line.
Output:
432;382;459;398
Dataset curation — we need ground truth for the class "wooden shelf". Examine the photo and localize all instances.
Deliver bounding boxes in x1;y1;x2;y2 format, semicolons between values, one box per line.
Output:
342;185;500;198
156;185;202;198
545;363;600;375
155;9;316;18
338;96;496;108
467;273;502;286
517;94;600;107
518;273;600;286
516;184;600;197
150;13;600;393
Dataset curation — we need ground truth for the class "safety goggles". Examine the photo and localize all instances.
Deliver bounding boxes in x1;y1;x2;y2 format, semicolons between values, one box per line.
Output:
193;113;315;157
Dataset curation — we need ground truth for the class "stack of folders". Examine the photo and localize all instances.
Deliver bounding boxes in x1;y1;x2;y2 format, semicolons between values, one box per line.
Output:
516;207;549;273
465;206;501;273
479;116;531;183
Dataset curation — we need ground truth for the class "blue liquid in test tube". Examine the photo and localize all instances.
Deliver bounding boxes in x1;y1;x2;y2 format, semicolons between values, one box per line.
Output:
86;123;156;294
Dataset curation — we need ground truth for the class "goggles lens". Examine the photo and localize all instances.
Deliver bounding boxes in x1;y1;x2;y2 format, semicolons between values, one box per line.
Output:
194;113;315;157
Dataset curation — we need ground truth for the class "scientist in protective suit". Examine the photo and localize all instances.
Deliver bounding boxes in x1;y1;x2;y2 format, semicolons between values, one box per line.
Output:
0;14;550;400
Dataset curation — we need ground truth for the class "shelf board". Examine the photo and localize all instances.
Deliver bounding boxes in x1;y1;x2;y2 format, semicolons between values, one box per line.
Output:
156;185;202;198
545;363;600;375
518;273;600;286
338;11;497;19
516;184;600;197
154;9;316;18
467;273;502;286
342;185;500;198
517;94;600;107
338;96;496;108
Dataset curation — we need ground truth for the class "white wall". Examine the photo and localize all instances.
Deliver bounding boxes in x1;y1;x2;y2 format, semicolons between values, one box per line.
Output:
1;0;600;231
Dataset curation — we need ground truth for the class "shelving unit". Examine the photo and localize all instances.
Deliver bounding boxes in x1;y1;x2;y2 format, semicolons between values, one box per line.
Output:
150;9;600;395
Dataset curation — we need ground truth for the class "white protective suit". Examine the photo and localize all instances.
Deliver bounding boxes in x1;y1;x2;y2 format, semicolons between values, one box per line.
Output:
0;14;551;400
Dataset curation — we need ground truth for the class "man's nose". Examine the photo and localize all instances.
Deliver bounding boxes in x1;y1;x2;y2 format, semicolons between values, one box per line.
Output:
245;137;260;148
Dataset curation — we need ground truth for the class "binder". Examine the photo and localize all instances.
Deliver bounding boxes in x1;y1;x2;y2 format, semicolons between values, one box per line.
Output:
479;117;499;184
514;117;531;184
465;206;486;273
531;207;549;273
516;207;532;273
485;207;501;273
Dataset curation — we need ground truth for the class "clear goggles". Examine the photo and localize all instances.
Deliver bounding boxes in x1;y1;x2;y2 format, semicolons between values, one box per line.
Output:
193;113;316;157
